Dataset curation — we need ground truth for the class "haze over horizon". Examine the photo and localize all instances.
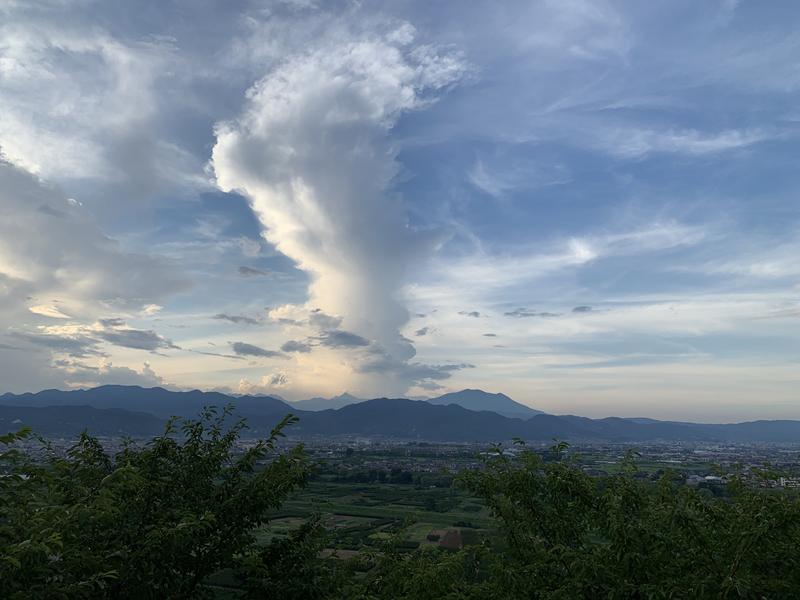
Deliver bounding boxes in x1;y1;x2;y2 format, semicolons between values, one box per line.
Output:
1;1;798;422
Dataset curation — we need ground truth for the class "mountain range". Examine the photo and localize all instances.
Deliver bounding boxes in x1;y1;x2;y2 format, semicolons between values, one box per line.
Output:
288;393;365;411
1;385;799;443
283;388;542;418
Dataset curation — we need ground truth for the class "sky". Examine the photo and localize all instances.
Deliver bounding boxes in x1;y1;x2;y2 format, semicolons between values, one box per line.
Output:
1;0;798;421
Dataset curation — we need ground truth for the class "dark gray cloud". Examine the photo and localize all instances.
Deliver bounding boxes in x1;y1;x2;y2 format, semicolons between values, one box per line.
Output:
10;317;179;361
504;308;560;318
213;313;260;325
281;340;312;353
319;329;370;348
230;341;286;358
11;331;104;358
572;306;593;313
272;316;302;326
273;308;344;329
36;204;66;218
238;266;270;277
308;309;343;331
190;349;245;360
415;326;429;337
98;328;179;352
416;381;445;391
459;311;481;318
98;317;126;328
358;357;474;384
436;363;475;373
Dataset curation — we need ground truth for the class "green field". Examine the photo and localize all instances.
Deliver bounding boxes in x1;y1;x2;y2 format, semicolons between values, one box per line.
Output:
255;448;723;555
260;480;495;553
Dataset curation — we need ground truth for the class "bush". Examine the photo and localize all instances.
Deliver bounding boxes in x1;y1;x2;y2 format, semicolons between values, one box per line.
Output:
0;409;309;599
4;419;800;599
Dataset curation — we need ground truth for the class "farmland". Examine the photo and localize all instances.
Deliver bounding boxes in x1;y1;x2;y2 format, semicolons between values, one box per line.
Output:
262;478;494;553
255;437;784;555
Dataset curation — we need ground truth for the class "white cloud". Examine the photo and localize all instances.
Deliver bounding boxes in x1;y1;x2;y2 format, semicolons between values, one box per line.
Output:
674;235;800;280
595;127;770;159
0;1;797;417
0;6;208;193
28;304;71;319
237;372;290;395
412;221;705;303
212;23;465;396
515;0;631;61
0;162;188;316
467;156;570;199
0;161;188;390
141;304;163;316
57;359;166;388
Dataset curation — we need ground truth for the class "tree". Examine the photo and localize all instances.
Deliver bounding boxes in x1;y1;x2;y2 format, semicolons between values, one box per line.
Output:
349;442;800;598
4;418;800;599
0;407;308;599
237;515;353;599
457;441;800;598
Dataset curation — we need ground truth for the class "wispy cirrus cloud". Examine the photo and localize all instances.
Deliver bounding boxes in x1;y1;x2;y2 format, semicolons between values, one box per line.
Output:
412;221;707;304
583;126;772;160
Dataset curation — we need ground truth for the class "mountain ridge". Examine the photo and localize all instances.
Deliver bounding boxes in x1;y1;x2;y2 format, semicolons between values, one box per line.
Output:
427;388;543;418
285;388;545;417
1;386;799;443
288;392;365;411
0;385;292;419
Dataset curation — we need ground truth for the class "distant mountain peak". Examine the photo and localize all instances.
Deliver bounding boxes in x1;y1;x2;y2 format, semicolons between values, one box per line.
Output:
288;392;365;411
427;388;544;419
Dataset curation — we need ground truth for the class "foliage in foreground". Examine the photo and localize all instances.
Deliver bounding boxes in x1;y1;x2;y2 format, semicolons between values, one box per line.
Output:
457;444;800;599
2;413;800;599
0;408;308;599
345;444;800;599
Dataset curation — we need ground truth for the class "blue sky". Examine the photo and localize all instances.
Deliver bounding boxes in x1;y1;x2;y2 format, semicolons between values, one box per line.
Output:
0;0;798;420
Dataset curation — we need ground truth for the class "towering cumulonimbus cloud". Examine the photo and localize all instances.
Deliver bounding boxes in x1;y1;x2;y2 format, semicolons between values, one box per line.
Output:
211;25;465;395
